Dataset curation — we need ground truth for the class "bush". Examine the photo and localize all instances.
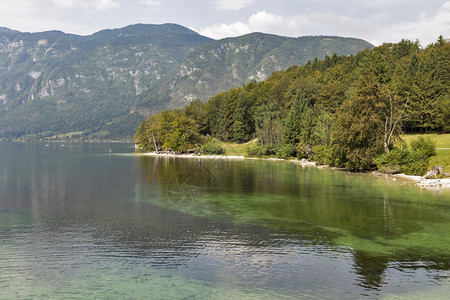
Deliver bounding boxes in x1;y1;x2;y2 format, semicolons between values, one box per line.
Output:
247;144;278;157
311;145;333;165
276;144;297;159
202;138;225;155
410;136;436;158
375;142;433;176
375;148;409;174
401;150;428;175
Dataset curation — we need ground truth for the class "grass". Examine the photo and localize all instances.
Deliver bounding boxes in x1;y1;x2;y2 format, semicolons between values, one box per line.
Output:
402;133;450;172
48;131;85;139
429;149;450;172
402;133;450;149
221;139;257;156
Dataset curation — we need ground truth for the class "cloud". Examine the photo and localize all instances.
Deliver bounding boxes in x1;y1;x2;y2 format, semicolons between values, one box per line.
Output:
399;1;450;45
201;1;450;46
299;2;450;46
139;0;161;6
306;12;372;36
214;0;253;11
52;0;119;11
0;0;88;33
94;0;119;10
200;11;297;39
248;11;297;34
200;22;251;39
0;0;39;15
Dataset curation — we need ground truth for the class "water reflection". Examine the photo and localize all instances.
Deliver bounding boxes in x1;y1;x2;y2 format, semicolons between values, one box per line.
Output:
353;251;388;290
0;144;449;298
136;156;450;290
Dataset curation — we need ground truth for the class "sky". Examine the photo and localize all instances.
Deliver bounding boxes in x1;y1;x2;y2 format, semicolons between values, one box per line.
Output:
0;0;449;46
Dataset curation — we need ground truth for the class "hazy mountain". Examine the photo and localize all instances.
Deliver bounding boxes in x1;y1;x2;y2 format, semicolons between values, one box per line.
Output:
0;24;372;140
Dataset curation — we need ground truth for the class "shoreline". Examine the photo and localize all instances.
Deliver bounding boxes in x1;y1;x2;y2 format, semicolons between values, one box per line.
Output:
136;152;450;190
392;173;450;189
138;152;246;160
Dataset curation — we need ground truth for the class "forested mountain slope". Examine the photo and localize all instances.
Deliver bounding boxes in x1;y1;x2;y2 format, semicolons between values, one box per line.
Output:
0;24;372;140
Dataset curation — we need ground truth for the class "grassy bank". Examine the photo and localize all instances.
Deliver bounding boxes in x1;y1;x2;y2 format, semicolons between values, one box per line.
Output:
221;139;257;156
402;133;450;172
402;133;450;149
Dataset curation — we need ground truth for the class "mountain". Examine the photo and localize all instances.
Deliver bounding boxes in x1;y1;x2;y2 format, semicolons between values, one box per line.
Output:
163;33;373;108
0;24;373;140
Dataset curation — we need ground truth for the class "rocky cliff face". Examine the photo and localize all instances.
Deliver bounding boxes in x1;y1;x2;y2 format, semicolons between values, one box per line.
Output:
0;24;372;140
164;33;373;108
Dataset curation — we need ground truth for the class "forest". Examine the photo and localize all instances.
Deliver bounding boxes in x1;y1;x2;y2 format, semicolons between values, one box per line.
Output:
134;37;449;175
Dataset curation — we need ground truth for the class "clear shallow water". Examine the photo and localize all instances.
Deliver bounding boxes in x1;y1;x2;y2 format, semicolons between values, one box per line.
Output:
0;143;449;299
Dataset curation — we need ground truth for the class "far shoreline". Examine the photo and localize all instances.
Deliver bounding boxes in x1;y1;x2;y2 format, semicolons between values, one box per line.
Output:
135;151;450;190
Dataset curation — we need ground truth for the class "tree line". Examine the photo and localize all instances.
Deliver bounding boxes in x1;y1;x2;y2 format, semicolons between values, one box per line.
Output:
135;37;449;174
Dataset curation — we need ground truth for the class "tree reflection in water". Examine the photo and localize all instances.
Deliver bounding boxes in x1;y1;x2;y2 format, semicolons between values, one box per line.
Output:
136;156;450;291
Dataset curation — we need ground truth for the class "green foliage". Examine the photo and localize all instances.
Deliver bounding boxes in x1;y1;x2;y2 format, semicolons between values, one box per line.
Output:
375;148;409;174
232;92;254;142
206;93;227;139
400;150;429;176
391;39;420;59
296;143;311;159
375;148;428;176
310;145;334;165
134;109;202;153
276;144;297;159
183;99;208;135
202;138;225;155
162;114;198;152
410;136;437;158
360;50;390;84
254;101;283;146
331;72;385;170
282;92;303;145
247;144;278;157
401;134;449;172
134;120;150;150
376;137;437;175
298;105;317;146
311;112;333;146
398;42;449;132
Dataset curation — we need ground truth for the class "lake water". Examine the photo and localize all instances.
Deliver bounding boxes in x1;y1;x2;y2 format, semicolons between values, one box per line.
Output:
0;142;449;299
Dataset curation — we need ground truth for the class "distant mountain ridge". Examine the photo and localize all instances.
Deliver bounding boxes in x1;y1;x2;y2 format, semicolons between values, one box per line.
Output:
0;24;373;140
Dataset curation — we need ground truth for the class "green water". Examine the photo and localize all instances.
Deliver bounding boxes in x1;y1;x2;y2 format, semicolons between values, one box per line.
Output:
0;143;449;299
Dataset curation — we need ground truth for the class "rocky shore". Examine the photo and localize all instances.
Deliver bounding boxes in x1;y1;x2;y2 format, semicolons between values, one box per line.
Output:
393;173;450;189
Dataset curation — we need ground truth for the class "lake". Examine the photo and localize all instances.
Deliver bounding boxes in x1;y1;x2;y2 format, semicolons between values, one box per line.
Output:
0;142;449;299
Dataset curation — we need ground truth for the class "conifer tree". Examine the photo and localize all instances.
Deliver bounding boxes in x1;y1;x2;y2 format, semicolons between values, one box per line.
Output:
282;92;303;145
233;93;253;142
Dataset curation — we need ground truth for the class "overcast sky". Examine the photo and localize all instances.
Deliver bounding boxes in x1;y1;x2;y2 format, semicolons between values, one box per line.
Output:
0;0;449;46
